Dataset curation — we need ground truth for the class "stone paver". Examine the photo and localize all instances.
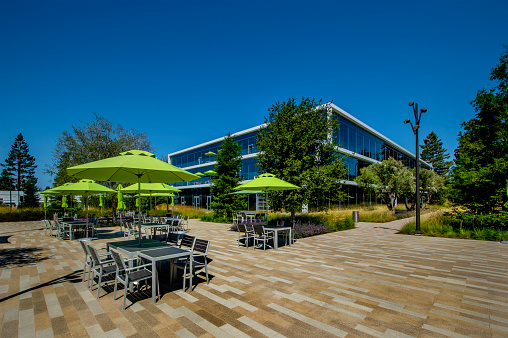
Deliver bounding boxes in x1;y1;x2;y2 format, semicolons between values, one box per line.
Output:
1;218;507;337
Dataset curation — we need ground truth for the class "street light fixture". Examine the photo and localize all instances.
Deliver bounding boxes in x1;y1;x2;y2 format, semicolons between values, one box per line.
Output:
405;101;427;235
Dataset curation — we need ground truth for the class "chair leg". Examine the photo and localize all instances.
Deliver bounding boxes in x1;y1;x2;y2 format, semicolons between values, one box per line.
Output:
113;278;118;300
122;283;128;311
96;269;103;299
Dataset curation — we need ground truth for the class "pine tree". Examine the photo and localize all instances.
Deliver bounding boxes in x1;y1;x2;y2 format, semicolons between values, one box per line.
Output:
2;133;38;207
0;168;14;190
210;133;246;219
420;131;453;176
452;47;508;214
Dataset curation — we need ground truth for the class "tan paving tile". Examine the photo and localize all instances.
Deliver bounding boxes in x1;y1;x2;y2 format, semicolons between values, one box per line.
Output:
1;219;508;337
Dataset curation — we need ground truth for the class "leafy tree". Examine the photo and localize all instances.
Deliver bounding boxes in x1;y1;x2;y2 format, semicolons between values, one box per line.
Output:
256;97;347;219
355;158;414;212
420;131;453;177
2;133;38;207
452;47;508;214
46;113;152;218
412;167;443;209
210;132;246;218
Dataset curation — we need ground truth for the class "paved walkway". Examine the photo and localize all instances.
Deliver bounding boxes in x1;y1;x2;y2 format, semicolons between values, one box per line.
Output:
1;218;507;337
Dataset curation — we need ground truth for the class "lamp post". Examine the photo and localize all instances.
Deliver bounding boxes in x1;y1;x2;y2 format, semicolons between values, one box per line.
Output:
404;101;427;235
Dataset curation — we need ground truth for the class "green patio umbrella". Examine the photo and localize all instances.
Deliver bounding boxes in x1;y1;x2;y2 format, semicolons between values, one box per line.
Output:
66;149;199;245
99;194;104;216
116;184;127;224
195;172;204;177
62;195;69;208
205;151;216;156
234;173;300;225
122;183;181;220
229;190;264;195
116;184;126;210
52;179;116;237
204;170;217;176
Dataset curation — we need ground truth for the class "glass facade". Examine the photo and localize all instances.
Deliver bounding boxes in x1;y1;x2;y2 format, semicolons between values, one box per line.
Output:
170;131;258;168
334;117;416;168
168;105;426;210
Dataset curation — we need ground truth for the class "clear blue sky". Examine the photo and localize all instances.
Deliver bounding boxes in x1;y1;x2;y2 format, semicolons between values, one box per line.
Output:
1;0;507;189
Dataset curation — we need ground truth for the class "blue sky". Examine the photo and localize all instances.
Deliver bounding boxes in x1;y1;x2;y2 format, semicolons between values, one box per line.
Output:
1;0;507;189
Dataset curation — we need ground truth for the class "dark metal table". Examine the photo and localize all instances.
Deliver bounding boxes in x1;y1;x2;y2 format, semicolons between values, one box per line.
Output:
137;246;192;303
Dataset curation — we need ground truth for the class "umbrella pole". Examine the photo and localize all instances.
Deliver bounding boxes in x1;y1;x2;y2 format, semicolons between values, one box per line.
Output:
86;195;89;238
150;193;153;222
138;177;142;246
266;191;269;226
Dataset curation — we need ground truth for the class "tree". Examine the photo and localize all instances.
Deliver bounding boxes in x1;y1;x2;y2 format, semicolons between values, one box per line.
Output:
420;131;453;176
210;133;246;218
46;113;153;218
2;133;38;207
355;158;415;212
256;97;347;219
452;47;508;214
0;168;14;190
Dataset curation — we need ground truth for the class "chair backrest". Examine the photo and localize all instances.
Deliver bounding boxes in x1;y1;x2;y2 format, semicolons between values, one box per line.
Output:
237;223;246;233
193;239;210;256
110;250;126;273
179;235;196;250
183;216;189;221
86;245;101;264
253;225;265;236
79;240;89;256
166;233;179;245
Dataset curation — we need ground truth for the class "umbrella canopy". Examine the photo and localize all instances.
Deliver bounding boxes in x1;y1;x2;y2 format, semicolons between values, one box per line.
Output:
50;179;116;195
204;170;217;176
234;173;300;192
195;172;204;177
116;184;126;210
121;182;181;194
234;173;300;224
67;150;199;183
99;194;104;207
139;192;175;197
43;195;49;208
205;151;216;156
66;150;199;244
229;190;264;195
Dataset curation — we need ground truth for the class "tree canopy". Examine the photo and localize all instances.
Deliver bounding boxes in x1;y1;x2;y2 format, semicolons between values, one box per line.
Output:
210;132;246;218
1;133;39;207
452;47;508;214
256;97;347;216
355;157;414;211
46;113;153;186
420;131;452;177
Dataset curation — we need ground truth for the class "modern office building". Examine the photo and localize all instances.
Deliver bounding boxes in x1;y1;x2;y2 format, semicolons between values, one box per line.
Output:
168;103;431;211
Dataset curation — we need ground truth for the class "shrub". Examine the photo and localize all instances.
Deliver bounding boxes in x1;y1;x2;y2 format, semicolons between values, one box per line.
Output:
0;207;45;222
292;220;330;239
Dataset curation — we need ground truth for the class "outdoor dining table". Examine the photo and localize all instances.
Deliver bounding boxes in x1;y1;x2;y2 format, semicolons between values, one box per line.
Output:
61;220;87;240
137;246;192;303
106;239;170;292
263;226;293;250
141;223;169;239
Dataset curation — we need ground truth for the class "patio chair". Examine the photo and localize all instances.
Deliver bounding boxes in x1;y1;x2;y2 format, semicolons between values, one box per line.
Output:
182;216;189;230
253;225;273;251
79;240;93;284
179;234;196;251
44;220;58;237
166;232;180;246
56;220;71;240
126;222;141;239
87;245;116;299
237;223;254;248
175;238;210;292
110;250;155;311
232;213;239;225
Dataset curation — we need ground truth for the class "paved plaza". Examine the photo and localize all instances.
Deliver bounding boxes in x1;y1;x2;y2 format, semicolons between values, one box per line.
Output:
1;217;507;337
